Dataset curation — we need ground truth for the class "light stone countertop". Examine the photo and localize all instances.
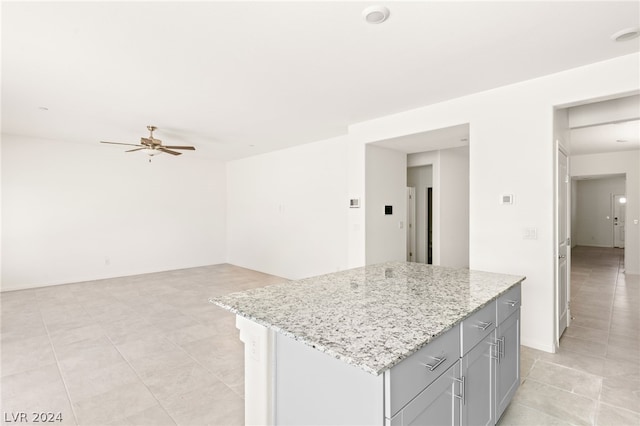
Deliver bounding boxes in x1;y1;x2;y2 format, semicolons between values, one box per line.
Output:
210;261;525;375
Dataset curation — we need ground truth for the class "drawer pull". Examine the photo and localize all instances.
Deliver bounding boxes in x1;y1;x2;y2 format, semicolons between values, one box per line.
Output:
505;300;518;307
498;336;505;359
488;342;499;362
454;376;466;405
474;321;493;331
422;356;447;371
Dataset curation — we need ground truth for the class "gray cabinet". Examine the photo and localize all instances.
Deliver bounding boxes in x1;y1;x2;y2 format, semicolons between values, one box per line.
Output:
461;332;496;426
388;361;461;426
274;284;521;426
460;300;496;426
495;310;520;420
385;325;460;418
460;283;521;426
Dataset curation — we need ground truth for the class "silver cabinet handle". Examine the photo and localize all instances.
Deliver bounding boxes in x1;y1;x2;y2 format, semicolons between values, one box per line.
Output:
505;300;518;307
498;336;505;359
454;376;466;405
422;356;446;371
488;342;499;361
474;321;493;331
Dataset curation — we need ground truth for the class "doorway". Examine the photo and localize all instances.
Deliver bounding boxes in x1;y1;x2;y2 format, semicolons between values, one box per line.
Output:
407;165;433;264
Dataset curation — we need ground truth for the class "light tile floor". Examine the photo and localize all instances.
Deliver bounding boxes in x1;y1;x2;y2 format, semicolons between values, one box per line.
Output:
1;247;638;425
1;265;282;426
499;246;640;426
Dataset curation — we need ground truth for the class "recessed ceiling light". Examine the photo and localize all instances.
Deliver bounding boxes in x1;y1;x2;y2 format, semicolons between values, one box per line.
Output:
38;106;49;111
616;139;628;143
363;6;390;24
611;27;640;42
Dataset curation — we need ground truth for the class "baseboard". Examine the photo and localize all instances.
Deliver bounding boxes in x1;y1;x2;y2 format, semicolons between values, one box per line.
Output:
521;337;556;354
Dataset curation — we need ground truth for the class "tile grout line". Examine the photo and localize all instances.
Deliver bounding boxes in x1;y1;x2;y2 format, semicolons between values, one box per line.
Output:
515;376;597;425
100;327;181;426
36;294;81;426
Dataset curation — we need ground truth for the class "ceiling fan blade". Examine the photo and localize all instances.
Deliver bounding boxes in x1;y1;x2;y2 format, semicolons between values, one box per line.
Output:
141;137;161;146
163;145;196;150
100;141;142;147
125;147;146;152
157;147;182;156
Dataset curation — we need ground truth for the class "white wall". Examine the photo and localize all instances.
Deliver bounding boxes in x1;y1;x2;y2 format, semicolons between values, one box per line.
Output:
1;134;227;291
572;150;640;274
347;53;640;352
574;177;626;248
226;136;349;280
407;165;432;263
439;146;470;268
365;145;407;265
408;147;469;268
571;179;578;248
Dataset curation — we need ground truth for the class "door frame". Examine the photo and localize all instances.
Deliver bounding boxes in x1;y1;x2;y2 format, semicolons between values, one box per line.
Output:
554;143;571;349
407;187;416;261
612;193;626;248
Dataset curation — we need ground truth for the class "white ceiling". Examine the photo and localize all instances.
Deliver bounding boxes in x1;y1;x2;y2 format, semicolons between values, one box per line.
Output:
2;1;639;160
570;120;640;155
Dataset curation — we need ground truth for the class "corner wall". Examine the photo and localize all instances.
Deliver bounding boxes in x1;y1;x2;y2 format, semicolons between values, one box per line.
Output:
365;145;407;265
1;134;227;291
574;176;626;248
226;136;349;280
408;146;469;268
572;151;640;274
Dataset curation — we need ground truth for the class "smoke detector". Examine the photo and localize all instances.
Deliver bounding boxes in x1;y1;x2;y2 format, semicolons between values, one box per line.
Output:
363;6;390;24
611;27;640;42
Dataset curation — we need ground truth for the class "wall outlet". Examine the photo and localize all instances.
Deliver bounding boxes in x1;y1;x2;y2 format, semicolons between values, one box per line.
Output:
523;227;538;240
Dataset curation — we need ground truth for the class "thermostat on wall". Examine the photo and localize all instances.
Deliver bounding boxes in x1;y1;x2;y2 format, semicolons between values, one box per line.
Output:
501;194;514;205
350;198;360;208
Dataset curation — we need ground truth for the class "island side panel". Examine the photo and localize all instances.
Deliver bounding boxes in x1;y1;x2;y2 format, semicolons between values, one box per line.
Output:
275;333;384;425
236;315;276;425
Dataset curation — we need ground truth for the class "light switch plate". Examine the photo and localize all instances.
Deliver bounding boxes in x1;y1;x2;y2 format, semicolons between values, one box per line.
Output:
501;194;514;205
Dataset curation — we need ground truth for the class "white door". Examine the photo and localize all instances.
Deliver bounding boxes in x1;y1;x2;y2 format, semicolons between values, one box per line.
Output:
613;194;626;248
557;149;569;340
407;187;416;262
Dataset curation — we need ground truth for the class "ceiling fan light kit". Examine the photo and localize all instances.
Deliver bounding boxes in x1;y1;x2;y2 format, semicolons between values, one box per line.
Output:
100;125;196;162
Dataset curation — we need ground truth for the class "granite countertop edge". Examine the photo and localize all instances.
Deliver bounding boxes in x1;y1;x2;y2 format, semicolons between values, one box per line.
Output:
210;263;525;376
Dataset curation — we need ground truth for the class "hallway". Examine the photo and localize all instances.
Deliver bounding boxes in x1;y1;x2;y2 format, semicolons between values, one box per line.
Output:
500;246;640;425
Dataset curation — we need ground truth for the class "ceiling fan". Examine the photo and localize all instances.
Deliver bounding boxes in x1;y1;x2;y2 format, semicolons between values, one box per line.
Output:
100;126;195;160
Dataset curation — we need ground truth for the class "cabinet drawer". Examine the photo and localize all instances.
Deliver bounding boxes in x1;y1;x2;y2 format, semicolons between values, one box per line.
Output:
497;284;521;324
388;360;461;426
461;300;496;355
385;324;460;418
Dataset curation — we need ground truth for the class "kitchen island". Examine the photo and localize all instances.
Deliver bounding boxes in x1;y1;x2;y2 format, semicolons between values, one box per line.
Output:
211;262;525;426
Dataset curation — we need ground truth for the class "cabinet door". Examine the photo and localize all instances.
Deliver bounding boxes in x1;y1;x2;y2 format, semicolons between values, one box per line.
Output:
496;309;520;421
390;361;461;426
461;332;495;426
